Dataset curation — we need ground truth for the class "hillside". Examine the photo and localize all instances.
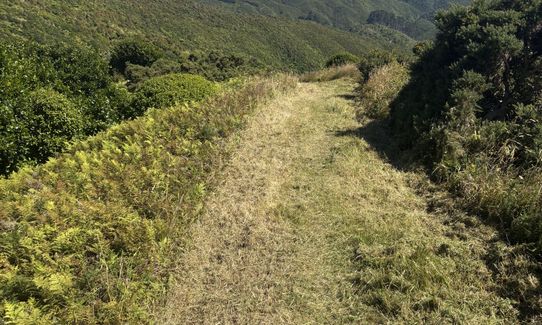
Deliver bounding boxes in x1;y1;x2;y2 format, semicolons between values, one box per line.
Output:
5;0;542;323
202;0;470;39
0;0;413;71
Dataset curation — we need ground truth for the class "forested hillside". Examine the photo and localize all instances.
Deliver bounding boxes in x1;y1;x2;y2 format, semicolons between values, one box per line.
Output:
203;0;470;39
0;0;413;72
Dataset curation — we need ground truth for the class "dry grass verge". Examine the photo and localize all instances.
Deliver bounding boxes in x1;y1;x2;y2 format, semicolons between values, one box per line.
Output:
300;64;360;83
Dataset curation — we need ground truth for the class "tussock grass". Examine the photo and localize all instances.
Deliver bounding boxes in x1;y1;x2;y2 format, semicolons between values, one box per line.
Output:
355;61;409;120
300;64;360;83
0;75;297;323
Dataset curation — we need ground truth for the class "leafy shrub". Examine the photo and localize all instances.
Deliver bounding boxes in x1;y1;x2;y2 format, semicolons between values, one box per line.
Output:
21;88;84;162
387;0;542;250
325;52;359;68
123;52;263;89
355;62;409;120
0;74;297;323
0;42;131;175
130;73;219;118
110;39;162;74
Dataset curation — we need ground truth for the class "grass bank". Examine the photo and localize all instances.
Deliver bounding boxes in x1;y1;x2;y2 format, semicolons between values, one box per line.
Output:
0;75;297;323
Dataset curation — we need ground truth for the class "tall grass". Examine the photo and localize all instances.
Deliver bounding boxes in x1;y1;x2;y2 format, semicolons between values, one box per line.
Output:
355;61;409;120
300;64;360;83
0;75;297;323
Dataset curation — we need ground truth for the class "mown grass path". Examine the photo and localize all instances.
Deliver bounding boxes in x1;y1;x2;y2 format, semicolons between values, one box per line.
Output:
161;79;518;324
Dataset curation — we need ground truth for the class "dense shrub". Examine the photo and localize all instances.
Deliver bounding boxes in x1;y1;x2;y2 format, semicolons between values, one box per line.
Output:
325;52;359;68
0;42;129;176
123;51;263;88
110;39;162;74
387;0;542;250
130;73;219;118
0;75;297;323
355;62;409;120
20;88;84;162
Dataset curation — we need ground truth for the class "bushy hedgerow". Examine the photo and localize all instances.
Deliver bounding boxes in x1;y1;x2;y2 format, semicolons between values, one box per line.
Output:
325;52;359;68
130;73;219;118
387;0;542;250
122;50;263;87
0;75;298;323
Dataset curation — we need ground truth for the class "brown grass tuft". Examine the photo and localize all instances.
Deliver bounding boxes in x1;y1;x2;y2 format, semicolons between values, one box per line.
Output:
300;64;360;83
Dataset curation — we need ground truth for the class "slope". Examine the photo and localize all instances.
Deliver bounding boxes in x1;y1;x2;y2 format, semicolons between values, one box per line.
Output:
0;0;413;71
202;0;470;39
161;78;520;323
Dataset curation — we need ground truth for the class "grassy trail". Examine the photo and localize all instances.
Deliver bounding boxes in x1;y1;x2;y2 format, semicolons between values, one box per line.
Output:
161;79;518;324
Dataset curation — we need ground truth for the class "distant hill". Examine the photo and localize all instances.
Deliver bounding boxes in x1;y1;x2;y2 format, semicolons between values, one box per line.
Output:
0;0;414;71
202;0;470;40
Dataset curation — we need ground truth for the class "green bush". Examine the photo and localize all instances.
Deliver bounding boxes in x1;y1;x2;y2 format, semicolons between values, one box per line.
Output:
325;52;359;68
0;41;131;176
1;88;85;175
387;0;542;250
130;73;218;118
0;75;297;323
23;88;84;161
110;39;162;74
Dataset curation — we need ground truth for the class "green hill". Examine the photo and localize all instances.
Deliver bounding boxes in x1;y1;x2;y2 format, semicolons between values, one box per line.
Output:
203;0;470;39
0;0;414;72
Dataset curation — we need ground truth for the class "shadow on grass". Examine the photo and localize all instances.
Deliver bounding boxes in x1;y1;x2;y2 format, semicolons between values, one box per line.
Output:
337;93;357;101
335;119;415;172
337;119;542;323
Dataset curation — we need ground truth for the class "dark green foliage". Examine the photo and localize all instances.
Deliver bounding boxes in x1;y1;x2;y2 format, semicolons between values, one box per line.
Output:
19;88;84;163
0;42;128;175
388;0;542;250
130;73;218;118
325;52;359;68
0;75;296;323
110;39;163;74
124;50;262;87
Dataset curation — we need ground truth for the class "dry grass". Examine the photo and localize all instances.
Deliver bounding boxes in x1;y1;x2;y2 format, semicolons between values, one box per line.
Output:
355;61;409;120
159;79;522;324
299;64;360;83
